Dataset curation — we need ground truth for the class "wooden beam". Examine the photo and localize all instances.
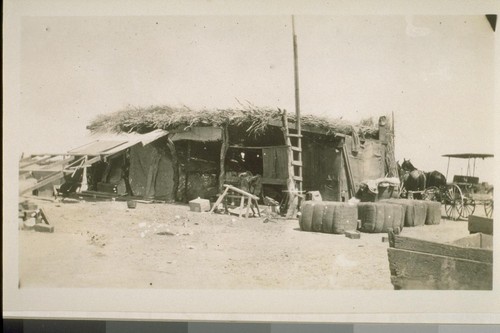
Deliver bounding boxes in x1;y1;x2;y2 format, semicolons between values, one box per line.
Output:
261;178;287;185
389;234;492;263
19;172;64;195
218;125;229;193
341;145;356;198
222;184;260;201
166;136;179;202
184;141;191;201
228;145;289;150
40;157;73;170
19;155;55;169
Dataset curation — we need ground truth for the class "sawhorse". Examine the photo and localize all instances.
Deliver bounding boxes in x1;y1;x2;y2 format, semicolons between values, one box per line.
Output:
209;184;261;218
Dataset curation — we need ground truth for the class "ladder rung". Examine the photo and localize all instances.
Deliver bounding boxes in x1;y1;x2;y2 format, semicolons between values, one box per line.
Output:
287;133;303;138
293;176;303;182
291;146;302;152
291;160;302;167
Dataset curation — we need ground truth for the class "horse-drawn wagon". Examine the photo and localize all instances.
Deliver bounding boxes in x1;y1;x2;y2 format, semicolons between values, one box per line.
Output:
399;153;493;220
440;153;494;220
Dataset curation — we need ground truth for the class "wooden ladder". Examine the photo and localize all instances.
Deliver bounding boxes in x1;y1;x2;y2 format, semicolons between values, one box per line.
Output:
282;110;303;217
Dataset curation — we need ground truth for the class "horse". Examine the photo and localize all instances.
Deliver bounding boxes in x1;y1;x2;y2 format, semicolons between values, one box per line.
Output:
399;159;447;200
399;159;426;193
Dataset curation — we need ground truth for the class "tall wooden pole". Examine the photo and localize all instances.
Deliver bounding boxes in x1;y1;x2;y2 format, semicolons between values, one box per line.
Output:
292;15;302;193
292;16;301;137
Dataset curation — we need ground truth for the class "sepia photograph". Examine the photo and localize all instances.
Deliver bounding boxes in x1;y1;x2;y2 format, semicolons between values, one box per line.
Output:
3;0;499;323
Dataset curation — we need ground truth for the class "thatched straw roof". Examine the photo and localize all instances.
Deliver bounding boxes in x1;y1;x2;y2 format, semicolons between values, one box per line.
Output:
87;104;379;138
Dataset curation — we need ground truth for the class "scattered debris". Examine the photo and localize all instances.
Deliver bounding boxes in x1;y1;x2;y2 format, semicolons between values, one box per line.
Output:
87;232;106;247
157;231;175;236
34;223;54;233
345;231;361;239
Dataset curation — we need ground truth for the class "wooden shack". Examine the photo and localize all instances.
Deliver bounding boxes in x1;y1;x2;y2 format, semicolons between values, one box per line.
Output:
79;105;397;208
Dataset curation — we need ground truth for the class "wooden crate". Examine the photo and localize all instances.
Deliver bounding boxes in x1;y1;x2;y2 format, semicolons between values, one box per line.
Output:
387;232;492;290
468;215;493;235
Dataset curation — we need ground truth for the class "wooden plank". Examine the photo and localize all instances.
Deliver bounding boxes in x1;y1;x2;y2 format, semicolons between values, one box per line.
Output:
34;223;55;233
345;231;361;239
20;155;55;169
229;145;289;149
223;184;259;201
261;178;287;185
468;215;493;235
287;133;303;138
387;247;493;290
291;146;302;152
293;175;303;182
452;233;493;250
85;155;102;166
40;157;73;170
19;172;64;195
291;160;302;167
209;187;230;213
341;145;356;198
390;234;492;263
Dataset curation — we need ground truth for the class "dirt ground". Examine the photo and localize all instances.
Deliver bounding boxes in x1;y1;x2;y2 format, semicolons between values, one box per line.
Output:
19;197;478;290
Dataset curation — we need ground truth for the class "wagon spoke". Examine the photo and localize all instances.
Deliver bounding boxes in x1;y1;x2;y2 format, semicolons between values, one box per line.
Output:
444;184;463;221
460;199;475;219
484;199;493;218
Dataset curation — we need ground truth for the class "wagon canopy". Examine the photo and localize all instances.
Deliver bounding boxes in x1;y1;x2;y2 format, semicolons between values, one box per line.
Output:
442;153;494;159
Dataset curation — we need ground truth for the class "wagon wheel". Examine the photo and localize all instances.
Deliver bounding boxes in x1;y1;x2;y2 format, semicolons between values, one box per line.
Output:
443;184;463;220
484;199;493;218
460;197;476;219
422;186;439;201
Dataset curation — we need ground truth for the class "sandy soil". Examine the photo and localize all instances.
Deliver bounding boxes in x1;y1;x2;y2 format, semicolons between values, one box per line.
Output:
19;198;477;290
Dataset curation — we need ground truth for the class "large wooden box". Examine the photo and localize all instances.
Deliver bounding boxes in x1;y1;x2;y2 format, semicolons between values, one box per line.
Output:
468;215;493;235
189;197;210;212
387;232;493;290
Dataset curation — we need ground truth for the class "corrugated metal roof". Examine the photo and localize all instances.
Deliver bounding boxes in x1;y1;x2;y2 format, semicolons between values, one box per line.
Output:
67;140;128;155
67;129;169;156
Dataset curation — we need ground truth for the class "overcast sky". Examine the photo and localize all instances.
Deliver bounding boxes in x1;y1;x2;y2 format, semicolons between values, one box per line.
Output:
18;15;495;182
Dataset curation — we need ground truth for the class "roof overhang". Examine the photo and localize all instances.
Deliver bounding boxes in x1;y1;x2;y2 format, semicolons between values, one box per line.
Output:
67;129;169;156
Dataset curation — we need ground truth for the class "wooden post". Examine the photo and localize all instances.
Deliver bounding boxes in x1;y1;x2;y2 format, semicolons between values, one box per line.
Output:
80;156;88;192
184;141;191;201
382;114;398;178
145;148;161;199
166;136;179;202
218;126;229;193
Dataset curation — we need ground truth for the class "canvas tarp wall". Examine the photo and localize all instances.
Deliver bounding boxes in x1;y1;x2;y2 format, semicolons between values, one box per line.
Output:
302;141;345;201
129;143;174;201
345;136;385;191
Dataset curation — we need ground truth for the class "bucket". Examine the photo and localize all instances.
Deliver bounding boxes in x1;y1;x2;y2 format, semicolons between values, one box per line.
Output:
127;200;137;209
